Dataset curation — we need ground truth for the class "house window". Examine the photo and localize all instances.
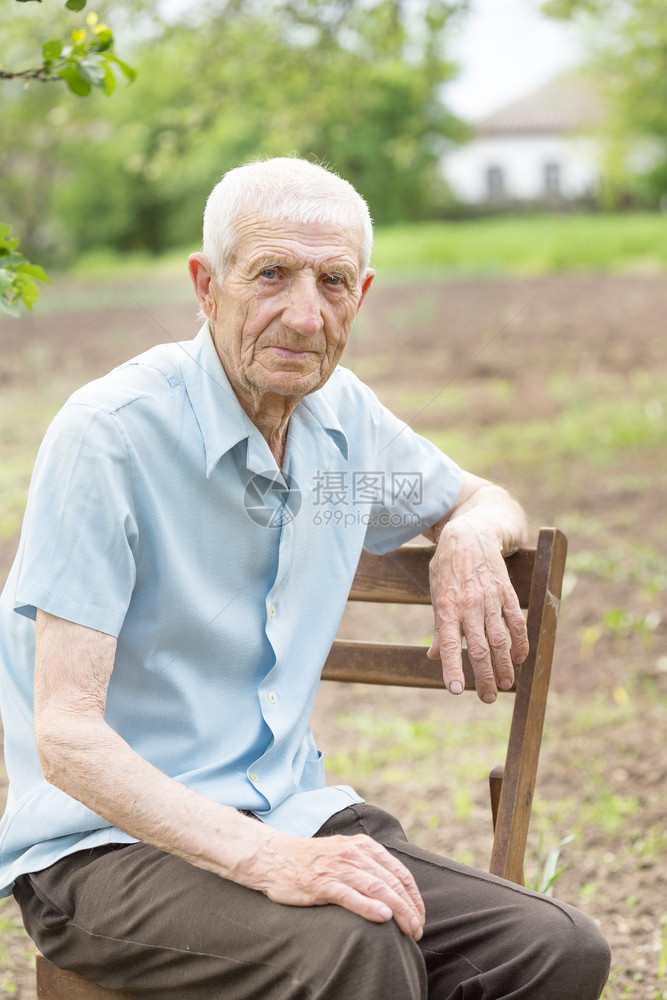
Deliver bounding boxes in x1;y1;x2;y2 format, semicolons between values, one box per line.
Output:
486;165;505;202
544;161;561;198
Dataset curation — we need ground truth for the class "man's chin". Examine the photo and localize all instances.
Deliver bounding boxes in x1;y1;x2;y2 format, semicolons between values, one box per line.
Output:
249;365;328;398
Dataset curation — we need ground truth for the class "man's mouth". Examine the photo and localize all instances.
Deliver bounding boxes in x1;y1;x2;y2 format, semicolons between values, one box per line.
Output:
270;346;314;360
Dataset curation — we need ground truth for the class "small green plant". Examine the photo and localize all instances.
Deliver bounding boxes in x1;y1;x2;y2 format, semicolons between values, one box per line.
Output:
0;225;50;317
657;916;667;1000
0;898;23;994
527;833;576;896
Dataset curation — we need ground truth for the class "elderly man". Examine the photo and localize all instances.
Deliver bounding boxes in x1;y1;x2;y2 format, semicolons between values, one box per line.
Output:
0;158;609;999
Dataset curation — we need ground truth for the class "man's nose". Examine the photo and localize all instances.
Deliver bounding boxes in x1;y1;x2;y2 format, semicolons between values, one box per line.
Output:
281;275;324;335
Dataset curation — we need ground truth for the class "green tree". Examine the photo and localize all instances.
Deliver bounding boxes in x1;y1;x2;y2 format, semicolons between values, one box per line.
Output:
3;0;468;273
0;0;136;315
543;0;667;206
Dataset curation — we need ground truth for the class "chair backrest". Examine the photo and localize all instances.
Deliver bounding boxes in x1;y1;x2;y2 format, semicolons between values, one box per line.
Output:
322;526;568;886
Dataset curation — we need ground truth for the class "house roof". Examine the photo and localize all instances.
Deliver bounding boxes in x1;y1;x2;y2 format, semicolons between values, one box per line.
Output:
476;72;604;136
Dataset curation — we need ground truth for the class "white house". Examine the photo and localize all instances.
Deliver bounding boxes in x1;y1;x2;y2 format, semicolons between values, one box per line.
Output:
442;73;604;206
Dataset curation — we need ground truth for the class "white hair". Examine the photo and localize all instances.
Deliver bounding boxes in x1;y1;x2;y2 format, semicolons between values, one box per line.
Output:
202;157;373;277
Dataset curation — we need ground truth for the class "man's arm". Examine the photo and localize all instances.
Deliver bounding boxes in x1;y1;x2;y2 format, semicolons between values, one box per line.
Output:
423;470;530;703
33;610;425;939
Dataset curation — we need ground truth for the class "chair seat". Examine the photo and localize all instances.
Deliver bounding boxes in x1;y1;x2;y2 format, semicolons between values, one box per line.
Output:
36;954;133;999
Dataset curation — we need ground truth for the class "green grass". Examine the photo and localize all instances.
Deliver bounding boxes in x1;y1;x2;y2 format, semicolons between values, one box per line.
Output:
45;212;667;296
326;703;514;817
371;213;667;276
422;390;667;479
23;212;667;319
0;384;65;539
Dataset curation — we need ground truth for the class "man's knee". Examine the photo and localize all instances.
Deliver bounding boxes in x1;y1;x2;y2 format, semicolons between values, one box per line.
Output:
527;900;611;998
556;905;611;994
309;909;426;1000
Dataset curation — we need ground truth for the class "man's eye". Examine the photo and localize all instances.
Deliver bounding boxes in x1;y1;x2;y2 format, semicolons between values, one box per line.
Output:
324;274;343;286
260;268;279;279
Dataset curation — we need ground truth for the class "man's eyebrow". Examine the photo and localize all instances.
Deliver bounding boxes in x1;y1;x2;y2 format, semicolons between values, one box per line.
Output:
245;254;295;272
318;261;359;282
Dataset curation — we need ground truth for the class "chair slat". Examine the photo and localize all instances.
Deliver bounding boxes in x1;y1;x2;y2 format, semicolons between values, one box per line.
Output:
349;545;535;607
322;639;518;692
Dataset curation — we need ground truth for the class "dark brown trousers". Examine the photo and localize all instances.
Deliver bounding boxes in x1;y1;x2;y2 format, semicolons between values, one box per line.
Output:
14;804;610;1000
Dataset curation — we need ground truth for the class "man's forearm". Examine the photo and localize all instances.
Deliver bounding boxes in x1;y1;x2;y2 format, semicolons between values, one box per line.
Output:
36;707;273;886
34;610;273;887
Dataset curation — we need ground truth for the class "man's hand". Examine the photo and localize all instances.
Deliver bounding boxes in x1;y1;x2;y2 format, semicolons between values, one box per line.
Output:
424;474;530;703
243;830;425;940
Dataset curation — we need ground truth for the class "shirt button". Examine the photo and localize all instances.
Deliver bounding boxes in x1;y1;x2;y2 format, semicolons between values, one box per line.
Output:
267;691;278;704
269;604;276;618
249;772;259;783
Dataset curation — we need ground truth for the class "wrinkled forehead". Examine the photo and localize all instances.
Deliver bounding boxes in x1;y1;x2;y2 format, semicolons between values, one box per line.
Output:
230;213;366;274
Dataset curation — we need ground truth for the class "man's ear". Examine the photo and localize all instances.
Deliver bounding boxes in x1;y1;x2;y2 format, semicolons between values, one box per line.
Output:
188;253;218;319
357;269;375;313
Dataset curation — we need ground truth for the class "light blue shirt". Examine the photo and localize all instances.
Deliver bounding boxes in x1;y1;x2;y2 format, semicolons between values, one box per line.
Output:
0;323;461;896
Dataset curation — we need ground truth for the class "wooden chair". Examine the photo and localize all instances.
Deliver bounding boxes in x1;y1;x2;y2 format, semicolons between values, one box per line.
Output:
35;526;567;999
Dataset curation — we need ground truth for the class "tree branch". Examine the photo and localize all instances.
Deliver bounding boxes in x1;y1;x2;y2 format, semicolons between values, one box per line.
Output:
0;68;62;81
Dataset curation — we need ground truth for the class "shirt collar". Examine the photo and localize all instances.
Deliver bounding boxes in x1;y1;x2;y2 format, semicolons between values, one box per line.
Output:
300;381;349;461
180;324;349;476
179;324;252;477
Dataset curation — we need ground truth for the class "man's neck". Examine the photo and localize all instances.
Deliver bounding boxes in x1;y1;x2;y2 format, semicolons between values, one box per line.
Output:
219;359;300;468
243;393;297;468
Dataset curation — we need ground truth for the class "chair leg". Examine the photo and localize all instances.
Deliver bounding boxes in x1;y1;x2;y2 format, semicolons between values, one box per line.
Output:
36;953;133;999
489;764;504;832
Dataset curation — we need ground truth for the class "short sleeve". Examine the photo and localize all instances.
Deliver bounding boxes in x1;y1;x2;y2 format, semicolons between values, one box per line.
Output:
361;396;462;555
12;403;138;637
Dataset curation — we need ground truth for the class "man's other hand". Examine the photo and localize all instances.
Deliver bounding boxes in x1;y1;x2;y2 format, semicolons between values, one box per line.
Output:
244;831;425;940
427;518;529;703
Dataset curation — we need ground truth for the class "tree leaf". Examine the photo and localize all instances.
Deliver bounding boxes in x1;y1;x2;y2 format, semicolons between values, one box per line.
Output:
14;262;51;283
92;26;113;51
105;54;137;81
0;232;19;252
77;58;107;87
43;39;63;62
100;61;116;96
0;296;22;319
65;0;87;11
58;63;92;96
13;273;40;309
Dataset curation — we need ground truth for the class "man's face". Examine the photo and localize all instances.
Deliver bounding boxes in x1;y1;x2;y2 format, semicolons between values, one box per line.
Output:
190;215;374;403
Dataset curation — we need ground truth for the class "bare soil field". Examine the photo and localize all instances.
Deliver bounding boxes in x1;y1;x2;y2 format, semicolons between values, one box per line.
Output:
1;271;665;998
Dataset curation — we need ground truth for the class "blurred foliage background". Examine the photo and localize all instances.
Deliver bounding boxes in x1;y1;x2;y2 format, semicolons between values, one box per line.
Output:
1;0;468;266
1;0;666;271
